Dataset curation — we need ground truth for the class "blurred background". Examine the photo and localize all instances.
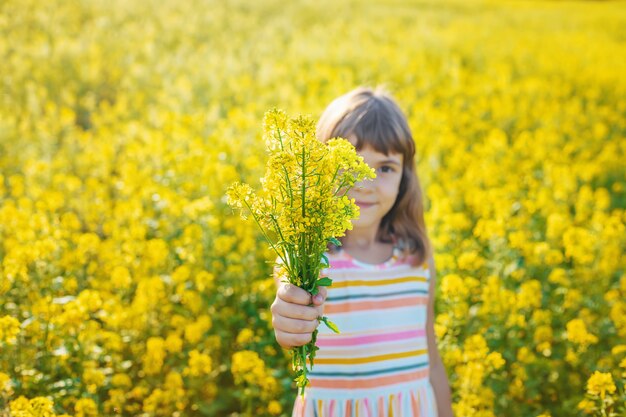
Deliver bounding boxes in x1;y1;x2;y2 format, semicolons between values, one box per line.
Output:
0;0;625;416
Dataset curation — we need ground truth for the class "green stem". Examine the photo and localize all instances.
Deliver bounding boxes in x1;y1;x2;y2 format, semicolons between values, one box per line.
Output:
301;144;306;220
298;344;308;397
300;142;308;287
240;198;287;267
276;127;295;208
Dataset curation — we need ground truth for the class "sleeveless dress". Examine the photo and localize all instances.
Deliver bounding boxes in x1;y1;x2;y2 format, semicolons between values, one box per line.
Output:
291;248;438;417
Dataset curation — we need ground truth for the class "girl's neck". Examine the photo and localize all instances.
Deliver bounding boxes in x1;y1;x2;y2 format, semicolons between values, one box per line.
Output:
342;226;378;250
342;229;394;265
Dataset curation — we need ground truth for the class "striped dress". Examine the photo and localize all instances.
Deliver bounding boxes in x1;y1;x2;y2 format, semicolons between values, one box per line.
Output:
292;248;438;417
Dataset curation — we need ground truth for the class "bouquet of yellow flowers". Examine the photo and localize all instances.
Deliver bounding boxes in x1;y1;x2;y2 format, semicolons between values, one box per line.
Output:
227;109;375;395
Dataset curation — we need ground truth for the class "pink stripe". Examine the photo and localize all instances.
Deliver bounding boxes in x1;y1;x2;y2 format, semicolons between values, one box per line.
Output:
317;329;425;347
364;398;372;417
329;260;354;268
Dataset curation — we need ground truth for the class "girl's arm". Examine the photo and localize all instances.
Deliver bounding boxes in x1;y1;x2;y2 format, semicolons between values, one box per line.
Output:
427;254;455;417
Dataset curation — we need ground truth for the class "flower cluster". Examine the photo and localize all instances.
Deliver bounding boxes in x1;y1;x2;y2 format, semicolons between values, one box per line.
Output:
228;109;375;394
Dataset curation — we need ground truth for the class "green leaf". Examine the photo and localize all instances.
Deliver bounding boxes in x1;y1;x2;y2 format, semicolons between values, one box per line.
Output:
328;237;341;246
320;316;340;334
316;277;333;287
320;253;330;268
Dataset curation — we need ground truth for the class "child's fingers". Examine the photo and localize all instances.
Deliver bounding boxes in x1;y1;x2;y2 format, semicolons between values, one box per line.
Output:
271;297;320;321
274;329;312;348
272;314;319;335
277;282;315;306
271;284;328;348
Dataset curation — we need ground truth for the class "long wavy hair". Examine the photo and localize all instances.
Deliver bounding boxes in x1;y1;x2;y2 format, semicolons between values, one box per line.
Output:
316;86;431;266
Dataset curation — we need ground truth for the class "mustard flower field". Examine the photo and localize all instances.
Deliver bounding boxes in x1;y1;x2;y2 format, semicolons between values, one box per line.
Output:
1;0;625;416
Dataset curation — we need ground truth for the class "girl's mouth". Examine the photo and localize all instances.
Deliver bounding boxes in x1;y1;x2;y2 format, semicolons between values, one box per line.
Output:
356;202;376;209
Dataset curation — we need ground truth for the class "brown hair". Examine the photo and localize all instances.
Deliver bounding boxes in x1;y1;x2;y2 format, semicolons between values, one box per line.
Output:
317;86;431;266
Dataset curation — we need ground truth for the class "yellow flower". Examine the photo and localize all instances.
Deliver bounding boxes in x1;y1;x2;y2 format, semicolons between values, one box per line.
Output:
267;400;282;415
485;352;505;370
565;348;579;366
516;280;542;310
506;313;526;328
441;274;469;299
111;374;132;388
586;371;616;399
83;367;105;394
194;270;215;292
74;398;98;417
563;289;582;310
236;328;255;345
0;372;11;395
165;333;183;353
566;319;598;346
143;337;166;376
143;388;165;414
457;250;485;271
172;264;191;284
10;396;33;417
180;290;202;314
0;315;21;344
547;268;569;286
76;290;103;314
29;397;55;417
110;266;132;289
610;301;626;337
232;350;269;387
577;398;595;414
184;315;212;344
184;350;212;377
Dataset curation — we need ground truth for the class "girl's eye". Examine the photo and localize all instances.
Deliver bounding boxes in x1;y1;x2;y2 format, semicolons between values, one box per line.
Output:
378;165;394;174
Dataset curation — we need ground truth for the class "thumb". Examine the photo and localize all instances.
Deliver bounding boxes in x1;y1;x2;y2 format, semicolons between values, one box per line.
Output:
312;287;327;305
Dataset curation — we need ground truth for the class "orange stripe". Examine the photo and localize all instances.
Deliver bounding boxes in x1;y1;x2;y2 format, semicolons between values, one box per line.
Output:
310;368;429;389
411;390;419;416
314;349;427;365
325;296;427;314
332;276;427;289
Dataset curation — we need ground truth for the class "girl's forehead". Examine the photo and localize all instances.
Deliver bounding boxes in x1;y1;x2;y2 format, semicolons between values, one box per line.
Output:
355;143;403;164
346;133;405;160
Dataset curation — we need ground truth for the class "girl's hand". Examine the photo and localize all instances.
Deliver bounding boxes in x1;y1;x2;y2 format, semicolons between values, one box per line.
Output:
271;282;327;349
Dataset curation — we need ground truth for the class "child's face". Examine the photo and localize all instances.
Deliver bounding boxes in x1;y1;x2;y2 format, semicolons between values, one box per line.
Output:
347;138;403;234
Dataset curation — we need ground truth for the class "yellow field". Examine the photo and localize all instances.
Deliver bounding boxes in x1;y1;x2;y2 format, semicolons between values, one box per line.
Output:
0;0;625;416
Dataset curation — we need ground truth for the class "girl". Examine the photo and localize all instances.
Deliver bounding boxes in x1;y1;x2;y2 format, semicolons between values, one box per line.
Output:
271;87;454;417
